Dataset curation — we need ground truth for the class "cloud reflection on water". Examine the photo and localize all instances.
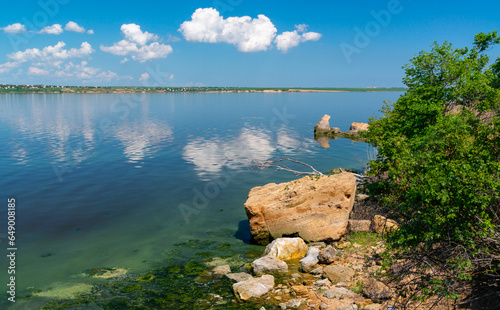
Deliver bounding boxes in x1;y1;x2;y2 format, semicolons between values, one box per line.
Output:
183;124;316;179
115;120;173;164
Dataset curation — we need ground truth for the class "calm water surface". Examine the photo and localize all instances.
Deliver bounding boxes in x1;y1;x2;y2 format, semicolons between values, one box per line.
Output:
0;92;401;306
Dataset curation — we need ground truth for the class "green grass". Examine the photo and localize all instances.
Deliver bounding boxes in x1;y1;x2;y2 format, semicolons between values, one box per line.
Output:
345;231;382;248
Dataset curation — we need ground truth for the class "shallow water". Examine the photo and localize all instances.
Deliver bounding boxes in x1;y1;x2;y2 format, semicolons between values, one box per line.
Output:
0;92;401;307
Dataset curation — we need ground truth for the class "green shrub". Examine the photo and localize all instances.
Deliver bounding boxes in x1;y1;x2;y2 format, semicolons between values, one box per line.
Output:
365;31;500;303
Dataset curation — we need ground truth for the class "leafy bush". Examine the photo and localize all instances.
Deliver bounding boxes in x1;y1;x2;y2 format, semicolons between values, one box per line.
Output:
365;32;500;304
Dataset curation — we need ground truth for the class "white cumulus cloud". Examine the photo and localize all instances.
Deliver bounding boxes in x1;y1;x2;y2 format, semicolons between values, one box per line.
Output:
139;72;150;81
28;67;49;76
65;21;85;33
179;8;277;52
8;41;94;63
39;24;63;35
274;24;322;53
96;70;118;79
101;24;173;63
0;42;95;78
121;23;158;45
2;23;26;34
87;29;94;34
0;62;21;73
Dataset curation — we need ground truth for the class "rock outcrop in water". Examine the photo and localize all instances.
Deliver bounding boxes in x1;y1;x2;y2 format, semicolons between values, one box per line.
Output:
313;114;370;147
244;173;356;245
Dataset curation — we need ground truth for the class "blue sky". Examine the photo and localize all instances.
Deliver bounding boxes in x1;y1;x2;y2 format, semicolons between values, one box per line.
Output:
0;0;498;87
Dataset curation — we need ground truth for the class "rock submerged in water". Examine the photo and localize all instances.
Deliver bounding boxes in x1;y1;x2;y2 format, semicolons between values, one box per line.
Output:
244;173;356;245
226;272;253;283
232;275;275;301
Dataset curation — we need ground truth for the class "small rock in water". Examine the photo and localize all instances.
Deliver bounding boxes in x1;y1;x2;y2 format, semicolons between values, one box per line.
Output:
211;265;231;276
225;272;253;282
314;114;331;133
253;256;288;275
233;275;275;301
299;246;320;273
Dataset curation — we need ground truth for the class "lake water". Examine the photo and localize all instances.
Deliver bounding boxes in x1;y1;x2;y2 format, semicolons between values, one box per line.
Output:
0;92;401;308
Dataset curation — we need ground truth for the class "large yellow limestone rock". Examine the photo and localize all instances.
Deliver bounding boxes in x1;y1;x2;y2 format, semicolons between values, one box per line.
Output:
244;173;356;245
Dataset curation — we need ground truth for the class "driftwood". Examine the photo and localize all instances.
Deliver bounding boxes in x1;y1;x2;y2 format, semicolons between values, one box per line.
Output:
252;157;371;185
252;157;324;176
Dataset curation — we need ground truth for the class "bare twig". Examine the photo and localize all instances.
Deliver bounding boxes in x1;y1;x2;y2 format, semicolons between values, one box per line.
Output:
252;157;324;176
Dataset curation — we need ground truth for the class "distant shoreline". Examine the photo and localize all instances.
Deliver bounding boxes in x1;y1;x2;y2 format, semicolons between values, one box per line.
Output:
0;85;407;94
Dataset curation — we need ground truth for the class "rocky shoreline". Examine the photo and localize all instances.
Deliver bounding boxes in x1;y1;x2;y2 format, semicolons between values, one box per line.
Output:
203;220;398;310
196;169;404;310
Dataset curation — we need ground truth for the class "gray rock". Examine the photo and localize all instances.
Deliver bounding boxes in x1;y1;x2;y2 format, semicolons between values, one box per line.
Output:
337;305;358;310
362;278;392;301
318;246;337;264
314;278;331;287
253;256;288;275
233;275;274;301
323;287;356;299
310;266;324;275
279;298;305;309
323;265;355;284
299;246;320;273
225;272;253;282
211;265;231;276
